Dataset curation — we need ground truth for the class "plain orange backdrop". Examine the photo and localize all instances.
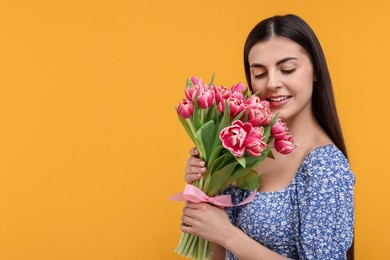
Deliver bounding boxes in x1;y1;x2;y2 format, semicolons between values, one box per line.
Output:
0;1;389;259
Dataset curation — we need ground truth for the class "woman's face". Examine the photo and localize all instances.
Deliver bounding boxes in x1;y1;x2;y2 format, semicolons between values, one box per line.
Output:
248;36;315;124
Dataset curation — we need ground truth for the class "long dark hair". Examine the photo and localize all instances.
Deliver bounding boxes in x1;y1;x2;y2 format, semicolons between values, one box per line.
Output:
243;14;354;259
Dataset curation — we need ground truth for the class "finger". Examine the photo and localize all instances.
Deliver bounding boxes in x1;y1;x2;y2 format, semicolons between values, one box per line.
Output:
182;206;198;219
181;215;194;227
185;201;204;210
186;157;206;167
185;165;206;175
180;223;194;234
184;172;202;184
189;147;199;157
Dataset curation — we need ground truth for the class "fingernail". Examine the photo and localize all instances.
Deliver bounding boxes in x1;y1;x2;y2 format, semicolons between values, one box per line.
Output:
197;173;202;177
199;161;205;166
200;167;207;173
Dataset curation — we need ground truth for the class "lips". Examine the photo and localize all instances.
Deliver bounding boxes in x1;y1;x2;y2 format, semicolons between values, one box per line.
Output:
266;95;291;107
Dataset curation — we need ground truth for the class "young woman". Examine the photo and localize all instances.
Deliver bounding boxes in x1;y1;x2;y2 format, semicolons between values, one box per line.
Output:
181;14;355;259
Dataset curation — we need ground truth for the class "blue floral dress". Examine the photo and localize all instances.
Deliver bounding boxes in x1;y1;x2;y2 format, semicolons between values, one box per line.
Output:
223;144;355;260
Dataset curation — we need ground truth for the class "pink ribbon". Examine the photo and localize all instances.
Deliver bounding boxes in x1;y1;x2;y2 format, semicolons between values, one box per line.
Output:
168;184;256;207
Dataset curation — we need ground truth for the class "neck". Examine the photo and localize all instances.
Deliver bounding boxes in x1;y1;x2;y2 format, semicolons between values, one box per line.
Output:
284;107;331;150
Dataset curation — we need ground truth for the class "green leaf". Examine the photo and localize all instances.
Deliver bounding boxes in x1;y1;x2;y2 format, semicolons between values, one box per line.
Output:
263;112;279;143
194;120;215;161
208;103;218;123
269;112;279;128
211;100;231;150
236;169;261;190
220;165;252;190
263;125;271;143
251;147;270;168
253;90;261;97
215;101;231;137
177;114;195;144
232;109;245;122
186;77;193;88
243;147;270;166
267;150;275;159
209;73;215;85
207;145;224;169
191;93;201;131
206;162;239;196
208;153;233;174
241;86;249;97
236;156;246;168
224;148;270;188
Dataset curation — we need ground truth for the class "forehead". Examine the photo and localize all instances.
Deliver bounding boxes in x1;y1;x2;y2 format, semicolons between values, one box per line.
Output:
248;36;309;64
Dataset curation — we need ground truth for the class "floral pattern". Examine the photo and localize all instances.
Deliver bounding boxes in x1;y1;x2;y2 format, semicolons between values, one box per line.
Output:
224;144;355;260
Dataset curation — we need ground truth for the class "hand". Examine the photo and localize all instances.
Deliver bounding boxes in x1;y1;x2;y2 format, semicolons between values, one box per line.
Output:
184;147;207;184
181;202;234;246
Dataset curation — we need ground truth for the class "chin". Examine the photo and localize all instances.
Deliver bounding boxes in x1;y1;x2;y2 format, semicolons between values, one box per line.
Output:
271;110;286;120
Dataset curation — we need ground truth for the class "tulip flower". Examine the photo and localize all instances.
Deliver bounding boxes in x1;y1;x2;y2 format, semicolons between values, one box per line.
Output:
231;82;247;93
227;92;246;118
244;95;261;107
220;120;266;157
244;127;267;156
274;135;296;154
176;98;194;119
197;85;215;109
271;119;289;139
185;87;197;101
214;85;231;103
190;76;202;86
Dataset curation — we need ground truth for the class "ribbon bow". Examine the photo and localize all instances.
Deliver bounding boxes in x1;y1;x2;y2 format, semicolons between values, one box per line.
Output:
168;184;256;207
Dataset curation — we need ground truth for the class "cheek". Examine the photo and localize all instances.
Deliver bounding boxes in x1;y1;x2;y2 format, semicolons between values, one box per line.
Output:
291;70;314;97
251;81;266;98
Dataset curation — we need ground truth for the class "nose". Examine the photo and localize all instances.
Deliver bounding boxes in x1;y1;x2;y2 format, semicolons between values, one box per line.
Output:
265;70;281;90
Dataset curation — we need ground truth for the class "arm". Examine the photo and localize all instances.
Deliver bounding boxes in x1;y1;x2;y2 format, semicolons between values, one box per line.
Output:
211;243;225;260
224;226;291;260
183;148;291;259
181;202;292;260
295;150;355;259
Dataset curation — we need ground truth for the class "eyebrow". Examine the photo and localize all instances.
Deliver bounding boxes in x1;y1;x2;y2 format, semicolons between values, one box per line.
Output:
249;57;298;68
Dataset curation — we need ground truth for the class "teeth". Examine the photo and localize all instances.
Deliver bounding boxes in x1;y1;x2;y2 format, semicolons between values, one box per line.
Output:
269;96;289;102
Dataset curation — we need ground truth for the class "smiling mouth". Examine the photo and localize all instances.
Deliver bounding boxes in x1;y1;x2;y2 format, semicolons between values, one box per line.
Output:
266;96;291;102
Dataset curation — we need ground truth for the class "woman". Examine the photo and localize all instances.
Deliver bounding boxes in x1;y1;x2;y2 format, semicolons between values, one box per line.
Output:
181;14;355;259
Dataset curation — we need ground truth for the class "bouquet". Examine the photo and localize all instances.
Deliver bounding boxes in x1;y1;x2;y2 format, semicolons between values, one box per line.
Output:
170;75;295;259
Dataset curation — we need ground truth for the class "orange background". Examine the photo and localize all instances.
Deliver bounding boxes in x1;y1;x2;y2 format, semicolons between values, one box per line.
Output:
0;1;389;259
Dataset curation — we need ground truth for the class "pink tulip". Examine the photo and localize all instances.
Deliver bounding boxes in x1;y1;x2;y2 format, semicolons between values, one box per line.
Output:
271;119;289;139
259;101;273;126
190;76;202;86
185;86;197;101
177;99;194;119
214;85;231;103
244;127;267;156
214;85;231;113
274;135;296;154
231;82;247;93
246;105;266;127
244;95;261;107
227;92;246;118
217;100;225;113
220;120;266;157
197;85;215;109
220;120;251;157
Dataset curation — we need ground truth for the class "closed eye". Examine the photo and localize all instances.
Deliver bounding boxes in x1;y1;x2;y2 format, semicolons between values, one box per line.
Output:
254;72;267;79
281;68;296;75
